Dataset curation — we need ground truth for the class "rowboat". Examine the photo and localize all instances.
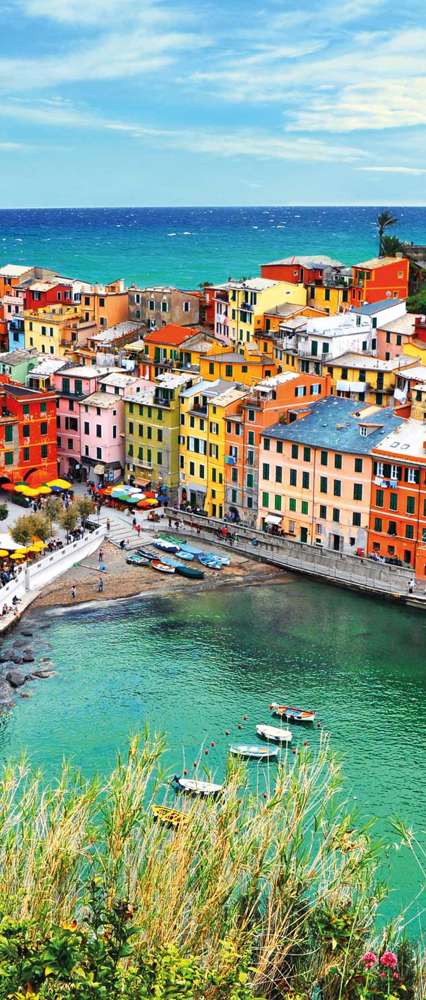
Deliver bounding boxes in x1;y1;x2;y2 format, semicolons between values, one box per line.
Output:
126;553;150;566
229;744;279;760
173;775;223;796
198;553;223;570
256;724;292;744
176;549;194;561
152;804;188;829
151;559;175;574
154;539;179;553
269;703;316;723
175;565;204;580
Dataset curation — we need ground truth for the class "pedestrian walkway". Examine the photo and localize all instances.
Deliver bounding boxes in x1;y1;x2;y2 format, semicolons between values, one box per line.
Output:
94;506;160;550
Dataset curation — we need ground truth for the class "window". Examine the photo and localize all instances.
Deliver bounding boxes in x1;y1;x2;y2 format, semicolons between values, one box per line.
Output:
246;473;254;488
355;458;363;473
23;424;30;438
5;425;13;443
209;362;214;375
40;401;47;414
289;498;296;512
320;476;327;493
225;365;233;377
161;301;168;313
189;461;195;475
157;428;163;443
388;521;397;536
291;444;299;459
353;512;361;526
303;446;311;462
374;517;382;531
301;500;308;515
262;463;270;481
5;451;14;466
276;441;283;454
353;483;363;501
84;421;89;434
389;493;398;511
40;421;48;435
405;524;414;539
247;450;254;466
332;508;340;523
262;491;269;507
290;469;297;486
264;438;270;451
183;301;191;313
333;480;341;496
232;468;238;483
376;489;384;507
157;409;163;421
320;450;328;466
248;409;255;422
334;454;342;469
248;430;254;446
302;471;310;490
96;425;102;438
275;467;282;484
406;496;415;514
406;467;419;484
274;495;282;512
296;386;306;398
319;504;327;518
157;451;163;465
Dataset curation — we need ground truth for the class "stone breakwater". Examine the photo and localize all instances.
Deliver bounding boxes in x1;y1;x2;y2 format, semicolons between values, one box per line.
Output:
0;624;56;711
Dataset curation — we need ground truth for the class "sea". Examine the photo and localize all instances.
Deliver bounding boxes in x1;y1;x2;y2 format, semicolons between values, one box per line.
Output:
0;205;425;287
0;580;425;929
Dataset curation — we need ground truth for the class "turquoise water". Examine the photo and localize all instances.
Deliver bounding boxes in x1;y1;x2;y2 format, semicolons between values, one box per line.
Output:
0;578;425;927
1;206;425;286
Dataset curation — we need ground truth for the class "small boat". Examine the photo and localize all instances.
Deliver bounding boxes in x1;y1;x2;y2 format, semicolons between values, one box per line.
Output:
270;703;316;723
126;553;150;566
198;553;223;570
256;724;292;744
173;775;223;796
159;534;182;545
176;549;194;561
152;804;188;829
175;564;204;580
151;559;175;574
154;539;179;553
229;744;279;760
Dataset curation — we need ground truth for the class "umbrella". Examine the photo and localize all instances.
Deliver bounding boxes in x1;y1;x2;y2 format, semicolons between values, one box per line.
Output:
10;551;27;560
31;540;47;552
36;486;52;495
15;485;38;496
46;478;71;490
0;550;9;557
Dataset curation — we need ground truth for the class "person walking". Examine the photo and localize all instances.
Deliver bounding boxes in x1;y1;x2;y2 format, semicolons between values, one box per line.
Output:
97;577;104;593
136;523;141;537
98;547;104;562
71;585;76;600
408;576;416;594
106;518;111;532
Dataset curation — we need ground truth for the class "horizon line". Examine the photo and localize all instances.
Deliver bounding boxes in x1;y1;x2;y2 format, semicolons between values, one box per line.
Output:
0;203;426;211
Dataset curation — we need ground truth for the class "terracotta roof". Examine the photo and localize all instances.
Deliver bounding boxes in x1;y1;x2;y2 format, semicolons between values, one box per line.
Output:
354;257;408;270
144;324;199;346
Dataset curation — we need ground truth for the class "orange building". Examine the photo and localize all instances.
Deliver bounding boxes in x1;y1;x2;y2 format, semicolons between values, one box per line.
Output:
0;264;33;299
143;324;222;378
224;371;332;525
200;349;277;386
368;407;426;578
350;257;409;307
0;379;58;488
79;280;128;329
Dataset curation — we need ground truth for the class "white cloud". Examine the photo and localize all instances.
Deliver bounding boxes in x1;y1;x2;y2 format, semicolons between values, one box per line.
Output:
20;0;159;25
357;166;426;175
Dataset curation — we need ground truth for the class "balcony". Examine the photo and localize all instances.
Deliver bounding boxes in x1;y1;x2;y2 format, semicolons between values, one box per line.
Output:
189;404;207;417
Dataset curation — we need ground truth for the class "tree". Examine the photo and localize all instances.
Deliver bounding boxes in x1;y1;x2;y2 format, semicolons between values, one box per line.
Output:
76;497;95;528
45;497;62;522
376;210;398;256
11;515;34;547
407;283;426;315
59;504;79;540
29;512;54;542
381;234;405;257
0;504;7;522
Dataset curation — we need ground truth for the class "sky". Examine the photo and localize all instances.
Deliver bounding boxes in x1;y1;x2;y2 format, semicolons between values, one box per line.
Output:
0;0;425;207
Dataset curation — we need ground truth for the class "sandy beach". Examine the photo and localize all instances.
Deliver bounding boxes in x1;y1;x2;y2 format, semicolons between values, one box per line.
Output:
32;538;291;611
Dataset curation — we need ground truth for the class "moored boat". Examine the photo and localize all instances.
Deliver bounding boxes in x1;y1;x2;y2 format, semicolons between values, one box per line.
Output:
176;549;194;561
126;553;150;566
256;724;292;744
229;744;279;760
154;539;180;553
269;702;316;723
151;559;175;574
152;804;188;828
175;564;204;580
173;775;223;796
198;553;223;570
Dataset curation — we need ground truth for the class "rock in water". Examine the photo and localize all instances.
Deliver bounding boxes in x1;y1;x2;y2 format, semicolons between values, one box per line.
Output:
0;682;15;704
21;631;33;637
32;670;54;679
5;670;26;688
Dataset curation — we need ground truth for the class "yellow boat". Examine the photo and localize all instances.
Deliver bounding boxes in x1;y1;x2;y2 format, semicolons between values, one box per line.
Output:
152;804;188;829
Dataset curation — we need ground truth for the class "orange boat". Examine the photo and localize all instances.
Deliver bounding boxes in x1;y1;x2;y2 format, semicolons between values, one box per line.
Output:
269;702;316;723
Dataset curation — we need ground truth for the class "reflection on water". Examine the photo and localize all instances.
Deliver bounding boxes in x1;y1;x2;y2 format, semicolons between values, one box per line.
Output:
0;579;425;925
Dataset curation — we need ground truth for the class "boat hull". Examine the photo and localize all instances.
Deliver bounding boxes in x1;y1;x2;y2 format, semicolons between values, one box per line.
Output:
269;702;315;723
175;565;204;580
229;744;279;760
256;724;292;744
151;559;175;574
173;776;222;796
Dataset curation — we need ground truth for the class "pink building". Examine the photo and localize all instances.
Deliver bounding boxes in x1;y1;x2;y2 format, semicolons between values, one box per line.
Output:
53;365;105;478
376;313;422;361
80;391;124;484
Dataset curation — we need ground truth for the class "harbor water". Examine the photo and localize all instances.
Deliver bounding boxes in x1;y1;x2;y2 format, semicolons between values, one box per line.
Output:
0;577;425;927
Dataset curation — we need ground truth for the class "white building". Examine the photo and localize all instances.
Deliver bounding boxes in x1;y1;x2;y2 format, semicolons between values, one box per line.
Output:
280;313;374;375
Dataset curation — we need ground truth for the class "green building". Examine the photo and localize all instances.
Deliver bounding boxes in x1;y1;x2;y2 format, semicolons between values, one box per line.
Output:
124;372;194;500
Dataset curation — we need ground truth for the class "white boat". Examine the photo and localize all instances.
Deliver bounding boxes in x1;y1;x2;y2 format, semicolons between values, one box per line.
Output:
229;744;279;760
173;775;223;796
256;724;292;744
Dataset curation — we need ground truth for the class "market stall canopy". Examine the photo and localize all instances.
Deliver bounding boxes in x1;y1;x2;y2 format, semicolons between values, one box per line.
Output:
46;478;71;490
0;550;9;557
264;514;282;526
0;534;21;551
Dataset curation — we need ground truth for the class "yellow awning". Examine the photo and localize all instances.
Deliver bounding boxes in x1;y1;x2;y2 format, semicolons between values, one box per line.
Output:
46;478;71;489
0;550;9;557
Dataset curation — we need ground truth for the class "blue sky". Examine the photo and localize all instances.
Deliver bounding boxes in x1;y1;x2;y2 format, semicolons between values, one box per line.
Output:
0;0;425;207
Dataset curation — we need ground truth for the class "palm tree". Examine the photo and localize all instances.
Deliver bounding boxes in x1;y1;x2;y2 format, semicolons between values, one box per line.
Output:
376;210;398;256
381;235;405;257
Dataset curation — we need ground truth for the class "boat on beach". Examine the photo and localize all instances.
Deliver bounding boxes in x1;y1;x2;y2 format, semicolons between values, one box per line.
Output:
126;553;150;566
256;724;292;744
229;744;279;760
173;775;223;796
151;559;175;574
154;539;180;553
152;804;188;828
269;702;316;723
159;556;204;579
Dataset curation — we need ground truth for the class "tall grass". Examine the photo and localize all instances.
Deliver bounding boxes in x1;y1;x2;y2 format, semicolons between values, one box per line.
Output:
0;733;423;998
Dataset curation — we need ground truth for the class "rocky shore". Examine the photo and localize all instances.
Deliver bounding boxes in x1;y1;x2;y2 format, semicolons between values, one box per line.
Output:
0;624;56;710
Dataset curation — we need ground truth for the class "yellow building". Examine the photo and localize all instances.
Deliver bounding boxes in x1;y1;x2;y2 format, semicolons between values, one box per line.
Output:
402;340;426;365
179;378;247;515
305;283;351;315
143;325;223;378
214;278;306;347
200;349;276;386
325;353;416;407
24;305;87;358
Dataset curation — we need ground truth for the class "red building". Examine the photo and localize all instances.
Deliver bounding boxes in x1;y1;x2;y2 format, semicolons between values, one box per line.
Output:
261;255;343;285
0;379;58;488
350;257;409;306
23;279;73;312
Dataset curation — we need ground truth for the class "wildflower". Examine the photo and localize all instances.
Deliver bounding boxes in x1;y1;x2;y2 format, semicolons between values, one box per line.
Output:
380;950;398;970
362;951;377;969
393;972;399;980
61;920;78;932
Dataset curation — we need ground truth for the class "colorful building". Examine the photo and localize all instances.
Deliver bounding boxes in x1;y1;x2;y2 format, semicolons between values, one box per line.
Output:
280;313;374;376
79;391;125;485
78;280;128;328
24;304;90;358
376;312;421;361
0;264;33;299
142;325;222;378
178;379;231;510
200;349;276;386
0;348;42;384
325;352;415;407
258;397;401;551
213;277;306;347
224;371;332;525
0;379;57;488
368;413;426;577
128;286;201;328
261;255;345;286
124;372;194;498
53;365;105;478
401;315;426;365
350;257;409;307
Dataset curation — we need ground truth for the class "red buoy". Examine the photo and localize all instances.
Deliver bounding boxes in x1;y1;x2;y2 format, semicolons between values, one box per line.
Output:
225;730;230;735
210;741;215;747
204;749;209;755
243;714;248;720
183;769;188;775
193;761;198;767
